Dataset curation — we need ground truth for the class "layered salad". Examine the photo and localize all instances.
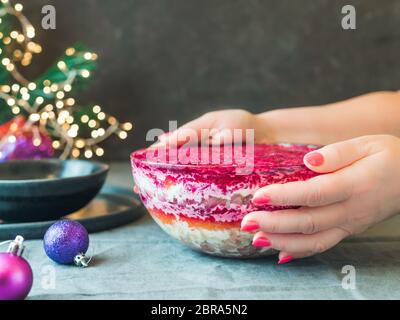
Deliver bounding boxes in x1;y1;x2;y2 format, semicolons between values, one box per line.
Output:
131;144;319;258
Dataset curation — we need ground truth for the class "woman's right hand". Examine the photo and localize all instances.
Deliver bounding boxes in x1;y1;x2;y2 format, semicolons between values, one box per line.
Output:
157;109;272;147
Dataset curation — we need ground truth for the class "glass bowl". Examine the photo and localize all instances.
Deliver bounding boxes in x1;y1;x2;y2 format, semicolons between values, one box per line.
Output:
131;144;320;258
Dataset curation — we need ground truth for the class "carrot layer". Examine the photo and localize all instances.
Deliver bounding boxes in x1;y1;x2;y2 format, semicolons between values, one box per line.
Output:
148;208;241;230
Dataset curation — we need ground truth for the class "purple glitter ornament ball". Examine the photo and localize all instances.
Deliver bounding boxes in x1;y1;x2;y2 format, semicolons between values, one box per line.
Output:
44;220;89;265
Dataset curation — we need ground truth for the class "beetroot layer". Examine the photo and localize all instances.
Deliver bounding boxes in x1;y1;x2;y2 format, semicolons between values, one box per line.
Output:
131;144;320;223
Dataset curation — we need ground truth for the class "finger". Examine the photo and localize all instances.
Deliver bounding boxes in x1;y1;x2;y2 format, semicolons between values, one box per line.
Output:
210;128;234;145
252;172;353;207
303;136;377;173
252;227;350;256
243;202;348;234
277;251;312;264
161;116;213;147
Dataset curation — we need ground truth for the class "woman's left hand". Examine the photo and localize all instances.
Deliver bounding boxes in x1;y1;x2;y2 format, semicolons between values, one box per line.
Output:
241;135;400;264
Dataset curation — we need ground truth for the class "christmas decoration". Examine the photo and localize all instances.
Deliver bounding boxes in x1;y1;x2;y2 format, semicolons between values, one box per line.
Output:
0;236;33;300
44;220;91;267
0;0;132;161
0;116;53;161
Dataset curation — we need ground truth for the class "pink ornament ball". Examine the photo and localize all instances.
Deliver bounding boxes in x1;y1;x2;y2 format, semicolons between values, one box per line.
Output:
0;252;33;300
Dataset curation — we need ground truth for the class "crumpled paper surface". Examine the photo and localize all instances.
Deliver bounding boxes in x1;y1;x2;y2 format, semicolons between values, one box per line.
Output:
26;163;400;300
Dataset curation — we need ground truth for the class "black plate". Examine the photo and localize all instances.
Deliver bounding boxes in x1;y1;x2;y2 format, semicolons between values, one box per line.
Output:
0;185;145;240
0;159;109;222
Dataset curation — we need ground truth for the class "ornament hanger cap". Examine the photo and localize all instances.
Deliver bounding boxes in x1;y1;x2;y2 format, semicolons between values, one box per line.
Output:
7;235;25;256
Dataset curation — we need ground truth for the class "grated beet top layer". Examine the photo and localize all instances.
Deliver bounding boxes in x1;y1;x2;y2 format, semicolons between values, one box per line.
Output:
131;144;321;223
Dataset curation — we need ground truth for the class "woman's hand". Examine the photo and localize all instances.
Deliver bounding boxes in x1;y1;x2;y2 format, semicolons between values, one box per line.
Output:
242;135;400;264
158;109;272;146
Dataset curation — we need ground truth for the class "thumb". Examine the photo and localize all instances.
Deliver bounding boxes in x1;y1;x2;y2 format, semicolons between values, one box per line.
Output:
303;136;377;173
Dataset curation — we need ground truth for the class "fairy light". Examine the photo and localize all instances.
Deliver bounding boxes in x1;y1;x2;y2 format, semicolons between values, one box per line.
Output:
88;119;97;128
72;148;80;158
10;30;18;39
84;149;93;159
57;61;67;70
33;137;41;147
27;82;36;90
81;115;89;123
108;116;117;125
81;70;90;78
118;131;128;140
13;49;23;60
29;113;40;122
0;2;131;160
16;34;24;43
95;147;104;156
122;122;133;131
65;47;75;56
52;141;60;149
1;85;10;92
45;104;53;111
20;87;28;94
35;96;44;105
43;86;51;94
26;26;35;39
2;58;10;66
92;105;101;113
97;128;105;136
66;98;75;106
14;3;23;12
75;139;85;148
11;106;20;114
56;91;65;99
97;112;105;120
41;112;49;120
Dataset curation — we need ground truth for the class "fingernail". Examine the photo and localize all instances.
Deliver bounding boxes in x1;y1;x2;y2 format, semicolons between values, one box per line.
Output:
252;236;271;247
304;152;324;166
240;221;259;232
252;195;270;206
278;256;293;265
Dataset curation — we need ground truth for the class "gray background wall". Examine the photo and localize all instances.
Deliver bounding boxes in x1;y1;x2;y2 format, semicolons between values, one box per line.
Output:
23;0;400;159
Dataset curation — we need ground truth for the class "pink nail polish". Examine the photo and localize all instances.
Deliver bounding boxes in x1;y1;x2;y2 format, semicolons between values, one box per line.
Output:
252;195;270;206
278;256;293;265
252;237;271;247
240;221;259;232
304;152;324;166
